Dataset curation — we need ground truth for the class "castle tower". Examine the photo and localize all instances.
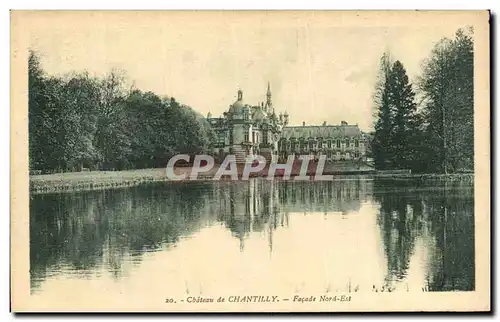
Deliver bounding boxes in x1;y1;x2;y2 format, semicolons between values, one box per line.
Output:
265;81;273;114
228;88;251;164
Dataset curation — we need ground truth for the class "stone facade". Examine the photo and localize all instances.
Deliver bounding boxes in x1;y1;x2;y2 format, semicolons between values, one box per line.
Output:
278;121;368;161
207;84;368;163
207;83;288;163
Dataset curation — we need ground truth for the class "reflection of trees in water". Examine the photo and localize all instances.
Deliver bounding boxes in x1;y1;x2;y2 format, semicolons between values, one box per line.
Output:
30;182;215;290
374;187;422;289
31;179;372;289
373;179;474;291
423;184;475;291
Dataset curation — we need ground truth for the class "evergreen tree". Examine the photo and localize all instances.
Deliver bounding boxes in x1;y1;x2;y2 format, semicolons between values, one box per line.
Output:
389;60;418;170
372;53;394;170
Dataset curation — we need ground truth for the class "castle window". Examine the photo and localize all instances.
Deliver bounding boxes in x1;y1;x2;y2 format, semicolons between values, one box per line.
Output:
300;139;306;150
263;131;268;144
252;131;255;142
244;131;249;143
336;139;341;148
327;140;332;148
229;130;233;144
218;132;225;146
345;139;350;146
355;139;359;148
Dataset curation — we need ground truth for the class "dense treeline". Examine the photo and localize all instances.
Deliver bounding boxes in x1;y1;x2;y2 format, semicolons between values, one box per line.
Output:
372;27;474;173
29;50;214;173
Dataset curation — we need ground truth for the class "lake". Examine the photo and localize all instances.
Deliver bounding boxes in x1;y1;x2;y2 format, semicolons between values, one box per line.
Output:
29;178;474;303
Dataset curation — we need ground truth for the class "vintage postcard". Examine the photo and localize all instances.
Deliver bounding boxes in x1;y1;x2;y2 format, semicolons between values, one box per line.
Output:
11;10;490;312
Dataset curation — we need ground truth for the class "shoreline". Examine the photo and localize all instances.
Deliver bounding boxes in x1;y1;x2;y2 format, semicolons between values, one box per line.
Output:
29;166;474;195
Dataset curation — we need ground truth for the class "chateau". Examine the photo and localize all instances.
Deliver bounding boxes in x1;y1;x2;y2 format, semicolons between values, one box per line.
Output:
207;83;368;163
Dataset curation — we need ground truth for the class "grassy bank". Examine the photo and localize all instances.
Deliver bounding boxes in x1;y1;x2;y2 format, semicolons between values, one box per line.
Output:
29;167;218;194
30;161;374;194
373;172;474;183
30;164;474;194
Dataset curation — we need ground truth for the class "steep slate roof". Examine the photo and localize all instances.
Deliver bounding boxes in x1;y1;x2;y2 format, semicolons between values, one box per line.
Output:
281;125;362;139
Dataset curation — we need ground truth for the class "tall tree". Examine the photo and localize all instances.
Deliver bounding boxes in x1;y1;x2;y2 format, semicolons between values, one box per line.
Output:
389;60;418;170
60;73;100;170
94;69;131;170
372;53;394;170
28;50;48;171
418;27;474;173
29;51;68;172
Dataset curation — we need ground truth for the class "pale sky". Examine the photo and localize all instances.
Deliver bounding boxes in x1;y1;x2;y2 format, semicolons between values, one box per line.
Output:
23;11;477;131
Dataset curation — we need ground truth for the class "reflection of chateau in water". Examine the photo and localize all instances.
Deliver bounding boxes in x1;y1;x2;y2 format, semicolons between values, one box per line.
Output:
207;181;283;252
278;179;373;213
207;179;372;251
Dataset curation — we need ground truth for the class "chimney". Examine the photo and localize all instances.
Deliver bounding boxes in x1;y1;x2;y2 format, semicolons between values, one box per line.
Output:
302;121;306;127
341;121;348;126
323;121;327;126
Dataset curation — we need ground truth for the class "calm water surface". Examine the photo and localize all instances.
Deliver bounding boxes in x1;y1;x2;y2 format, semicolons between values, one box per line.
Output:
30;178;474;301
